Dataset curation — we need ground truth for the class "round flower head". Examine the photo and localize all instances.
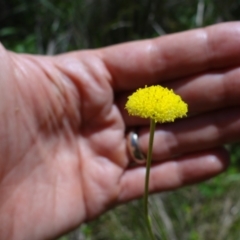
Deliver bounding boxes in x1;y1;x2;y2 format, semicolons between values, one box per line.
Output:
125;85;188;123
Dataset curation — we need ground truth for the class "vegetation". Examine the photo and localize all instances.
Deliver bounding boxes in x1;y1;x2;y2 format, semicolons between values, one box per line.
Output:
1;0;240;239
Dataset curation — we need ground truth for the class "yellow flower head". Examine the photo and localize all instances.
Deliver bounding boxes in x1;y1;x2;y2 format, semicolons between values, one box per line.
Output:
125;85;188;123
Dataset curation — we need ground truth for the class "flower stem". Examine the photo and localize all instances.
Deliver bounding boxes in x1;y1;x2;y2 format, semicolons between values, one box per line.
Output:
143;118;156;240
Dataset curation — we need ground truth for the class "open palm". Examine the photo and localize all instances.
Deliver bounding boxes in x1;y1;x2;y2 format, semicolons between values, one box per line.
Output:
0;22;240;240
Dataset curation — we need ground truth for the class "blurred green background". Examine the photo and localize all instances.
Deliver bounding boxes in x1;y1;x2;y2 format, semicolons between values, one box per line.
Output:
1;0;240;239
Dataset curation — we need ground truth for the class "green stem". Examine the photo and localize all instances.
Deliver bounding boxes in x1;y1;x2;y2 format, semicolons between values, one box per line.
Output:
143;118;156;240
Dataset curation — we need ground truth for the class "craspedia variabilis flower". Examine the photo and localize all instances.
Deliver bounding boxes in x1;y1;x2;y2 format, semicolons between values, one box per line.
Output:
125;85;188;123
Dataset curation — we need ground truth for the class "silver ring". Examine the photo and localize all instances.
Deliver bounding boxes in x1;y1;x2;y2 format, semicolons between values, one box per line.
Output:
127;131;146;164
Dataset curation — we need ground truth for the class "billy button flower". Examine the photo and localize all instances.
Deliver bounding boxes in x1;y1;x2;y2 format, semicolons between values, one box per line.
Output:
125;85;188;240
125;85;188;123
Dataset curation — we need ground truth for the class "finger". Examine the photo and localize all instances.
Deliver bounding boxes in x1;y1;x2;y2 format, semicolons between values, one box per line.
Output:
117;66;240;126
101;22;240;91
118;148;229;203
137;107;240;161
165;67;240;115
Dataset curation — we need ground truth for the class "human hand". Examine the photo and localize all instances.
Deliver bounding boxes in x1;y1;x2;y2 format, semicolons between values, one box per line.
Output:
0;22;239;240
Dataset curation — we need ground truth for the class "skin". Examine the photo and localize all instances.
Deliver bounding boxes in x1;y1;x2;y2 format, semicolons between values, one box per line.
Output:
0;21;239;239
